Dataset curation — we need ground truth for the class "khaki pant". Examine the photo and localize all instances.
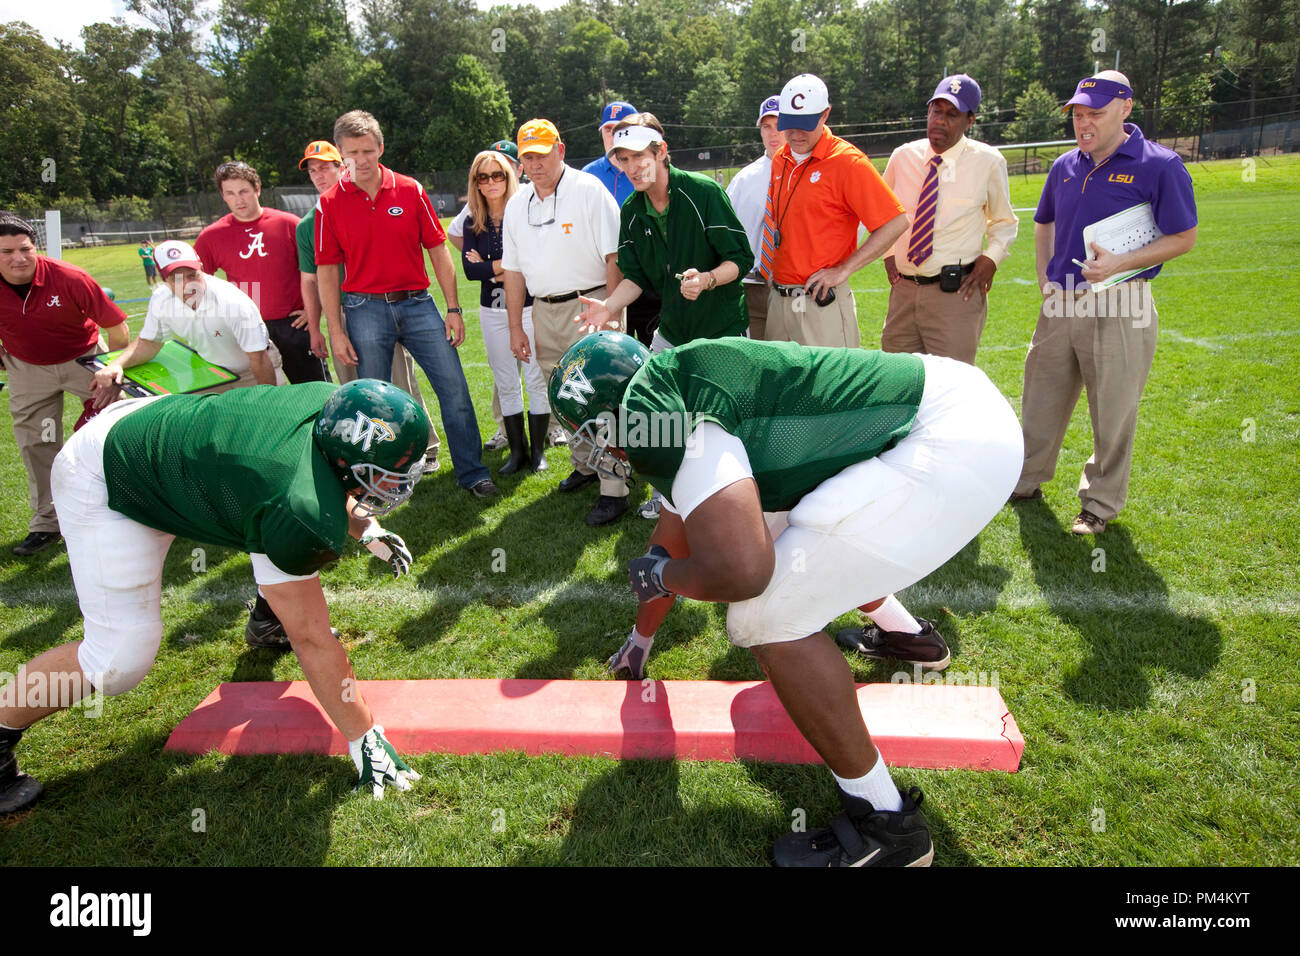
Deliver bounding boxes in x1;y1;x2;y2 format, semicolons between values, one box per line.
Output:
1013;281;1158;522
331;318;440;462
4;348;101;533
882;280;987;365
743;282;769;341
764;281;859;348
532;296;628;498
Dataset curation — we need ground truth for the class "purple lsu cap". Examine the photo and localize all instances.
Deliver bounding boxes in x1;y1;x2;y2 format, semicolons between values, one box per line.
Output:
600;101;637;128
756;95;780;126
930;74;981;114
1064;76;1133;111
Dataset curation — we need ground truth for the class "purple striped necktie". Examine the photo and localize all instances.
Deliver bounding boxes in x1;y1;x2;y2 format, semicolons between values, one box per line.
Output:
758;175;778;281
907;154;943;268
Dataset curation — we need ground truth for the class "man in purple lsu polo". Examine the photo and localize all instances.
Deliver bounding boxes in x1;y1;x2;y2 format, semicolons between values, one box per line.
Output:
1009;71;1197;536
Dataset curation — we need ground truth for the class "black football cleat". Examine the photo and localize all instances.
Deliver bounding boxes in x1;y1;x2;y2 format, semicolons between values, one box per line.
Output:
12;531;61;556
245;599;337;649
772;787;934;867
0;727;43;816
834;617;950;671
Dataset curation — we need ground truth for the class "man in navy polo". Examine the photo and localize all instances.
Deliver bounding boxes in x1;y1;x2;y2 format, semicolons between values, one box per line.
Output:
315;109;496;498
1008;71;1197;535
582;100;660;347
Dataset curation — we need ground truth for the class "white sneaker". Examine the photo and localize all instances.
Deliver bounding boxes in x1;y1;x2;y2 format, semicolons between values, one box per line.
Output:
483;427;507;452
637;498;661;520
548;425;569;447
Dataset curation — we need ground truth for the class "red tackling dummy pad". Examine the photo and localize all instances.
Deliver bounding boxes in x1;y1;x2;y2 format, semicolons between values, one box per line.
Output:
165;680;1024;771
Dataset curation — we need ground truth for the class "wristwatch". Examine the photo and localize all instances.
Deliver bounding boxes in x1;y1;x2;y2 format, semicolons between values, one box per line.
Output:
706;272;717;290
447;307;463;314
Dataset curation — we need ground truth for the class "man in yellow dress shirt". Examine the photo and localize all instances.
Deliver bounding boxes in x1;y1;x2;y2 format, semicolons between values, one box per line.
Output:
881;74;1018;364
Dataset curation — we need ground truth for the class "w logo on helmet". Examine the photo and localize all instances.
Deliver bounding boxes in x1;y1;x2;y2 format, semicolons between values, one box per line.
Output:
555;362;595;405
332;411;397;451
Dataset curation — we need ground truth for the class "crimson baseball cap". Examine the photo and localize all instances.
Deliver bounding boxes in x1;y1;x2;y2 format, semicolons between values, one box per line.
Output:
298;140;342;169
778;74;830;131
153;239;202;278
1064;75;1133;111
930;74;981;114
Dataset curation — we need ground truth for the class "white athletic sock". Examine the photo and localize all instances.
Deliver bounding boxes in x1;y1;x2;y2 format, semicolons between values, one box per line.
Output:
865;595;921;634
833;751;903;812
630;627;654;650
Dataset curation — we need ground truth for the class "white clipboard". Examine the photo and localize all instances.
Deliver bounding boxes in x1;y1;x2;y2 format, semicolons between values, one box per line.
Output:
1082;202;1162;290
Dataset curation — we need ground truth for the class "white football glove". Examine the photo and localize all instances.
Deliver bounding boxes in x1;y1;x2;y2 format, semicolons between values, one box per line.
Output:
348;724;421;800
359;518;413;577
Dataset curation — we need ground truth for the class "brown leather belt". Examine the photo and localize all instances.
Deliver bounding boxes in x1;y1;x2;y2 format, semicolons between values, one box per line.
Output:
353;289;427;303
537;285;603;304
898;263;975;285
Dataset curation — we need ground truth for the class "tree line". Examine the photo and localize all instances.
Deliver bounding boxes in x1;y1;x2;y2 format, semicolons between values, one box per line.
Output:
4;0;1298;211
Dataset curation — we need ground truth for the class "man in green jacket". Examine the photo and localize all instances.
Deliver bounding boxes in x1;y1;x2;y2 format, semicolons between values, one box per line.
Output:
576;113;753;352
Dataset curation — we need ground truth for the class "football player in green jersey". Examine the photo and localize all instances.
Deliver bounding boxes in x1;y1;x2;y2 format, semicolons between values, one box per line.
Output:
0;380;429;815
550;332;1023;866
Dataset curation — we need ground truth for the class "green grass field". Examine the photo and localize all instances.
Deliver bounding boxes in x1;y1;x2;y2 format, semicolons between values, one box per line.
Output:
1;156;1296;866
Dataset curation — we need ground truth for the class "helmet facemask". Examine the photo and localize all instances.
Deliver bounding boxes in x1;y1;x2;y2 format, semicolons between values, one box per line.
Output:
349;456;426;517
573;415;633;484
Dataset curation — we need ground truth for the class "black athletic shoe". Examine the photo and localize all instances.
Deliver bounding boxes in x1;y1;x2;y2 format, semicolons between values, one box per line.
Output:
834;617;950;671
245;600;338;649
0;727;43;816
772;787;934;867
585;495;628;526
557;470;598;493
12;531;60;556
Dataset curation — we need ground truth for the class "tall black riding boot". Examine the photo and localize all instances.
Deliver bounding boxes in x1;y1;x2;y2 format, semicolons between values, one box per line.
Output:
498;413;529;476
528;413;551;472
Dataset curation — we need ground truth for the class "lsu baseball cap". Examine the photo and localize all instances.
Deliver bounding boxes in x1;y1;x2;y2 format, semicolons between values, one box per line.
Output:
599;101;637;128
518;119;560;156
778;74;830;131
756;95;780;126
153;239;202;278
930;74;981;114
607;123;664;161
1064;73;1133;112
298;140;342;168
490;139;519;163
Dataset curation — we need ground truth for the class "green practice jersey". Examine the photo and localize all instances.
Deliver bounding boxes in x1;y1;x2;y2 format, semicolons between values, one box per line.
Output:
103;383;349;575
621;339;925;512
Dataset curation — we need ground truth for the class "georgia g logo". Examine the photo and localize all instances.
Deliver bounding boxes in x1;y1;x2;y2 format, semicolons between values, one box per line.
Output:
555;361;595;405
332;411;397;452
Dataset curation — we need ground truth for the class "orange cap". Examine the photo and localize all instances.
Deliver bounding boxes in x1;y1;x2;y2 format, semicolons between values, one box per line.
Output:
517;119;560;156
299;140;343;169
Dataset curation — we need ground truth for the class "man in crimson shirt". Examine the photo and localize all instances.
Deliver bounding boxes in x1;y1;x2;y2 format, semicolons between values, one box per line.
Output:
315;110;495;498
194;161;330;384
0;213;129;555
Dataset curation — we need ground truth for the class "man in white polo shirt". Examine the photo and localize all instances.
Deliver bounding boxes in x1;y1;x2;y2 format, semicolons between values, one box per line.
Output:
502;118;629;526
726;94;783;340
90;240;278;405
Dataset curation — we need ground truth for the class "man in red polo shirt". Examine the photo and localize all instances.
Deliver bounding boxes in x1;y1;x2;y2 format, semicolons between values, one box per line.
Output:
760;74;908;348
194;161;329;384
315;110;495;498
0;213;129;555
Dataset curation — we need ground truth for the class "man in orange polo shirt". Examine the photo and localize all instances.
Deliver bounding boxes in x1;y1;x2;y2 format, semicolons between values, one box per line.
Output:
759;74;908;348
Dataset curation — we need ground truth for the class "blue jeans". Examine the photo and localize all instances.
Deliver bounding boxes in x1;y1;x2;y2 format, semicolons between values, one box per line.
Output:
343;291;489;488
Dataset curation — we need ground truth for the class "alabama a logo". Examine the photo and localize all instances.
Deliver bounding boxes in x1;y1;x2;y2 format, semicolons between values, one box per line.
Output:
555;362;595;405
239;232;267;259
332;411;397;451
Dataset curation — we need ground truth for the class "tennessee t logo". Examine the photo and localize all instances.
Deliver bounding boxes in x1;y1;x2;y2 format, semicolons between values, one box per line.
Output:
562;223;573;235
239;232;267;259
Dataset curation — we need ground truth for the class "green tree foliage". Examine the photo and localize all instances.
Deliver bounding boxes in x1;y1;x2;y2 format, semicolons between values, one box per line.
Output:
0;22;85;202
1004;80;1067;142
419;54;515;170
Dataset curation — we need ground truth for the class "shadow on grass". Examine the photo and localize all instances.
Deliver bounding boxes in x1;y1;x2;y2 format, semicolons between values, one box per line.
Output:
1013;498;1222;709
0;731;346;865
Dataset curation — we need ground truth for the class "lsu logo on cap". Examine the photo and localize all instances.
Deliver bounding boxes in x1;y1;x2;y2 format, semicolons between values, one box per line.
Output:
555;361;595;405
949;78;962;94
332;412;396;452
387;206;403;216
1082;80;1097;88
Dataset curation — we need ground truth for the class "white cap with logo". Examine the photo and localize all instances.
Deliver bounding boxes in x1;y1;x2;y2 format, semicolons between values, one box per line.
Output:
152;239;203;278
778;74;830;131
